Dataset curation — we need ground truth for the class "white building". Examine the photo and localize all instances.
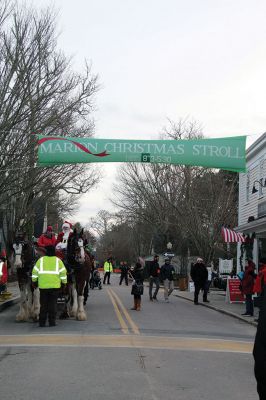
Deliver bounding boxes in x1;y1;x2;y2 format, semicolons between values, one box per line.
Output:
236;133;266;270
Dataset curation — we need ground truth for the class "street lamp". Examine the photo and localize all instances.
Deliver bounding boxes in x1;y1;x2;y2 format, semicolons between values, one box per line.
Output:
252;179;266;194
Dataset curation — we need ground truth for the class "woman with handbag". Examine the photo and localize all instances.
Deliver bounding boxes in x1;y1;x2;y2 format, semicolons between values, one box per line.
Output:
131;262;144;311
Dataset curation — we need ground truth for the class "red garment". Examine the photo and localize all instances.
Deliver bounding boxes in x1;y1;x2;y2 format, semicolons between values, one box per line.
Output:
37;234;56;248
253;265;266;294
55;232;64;245
242;263;256;295
0;262;7;285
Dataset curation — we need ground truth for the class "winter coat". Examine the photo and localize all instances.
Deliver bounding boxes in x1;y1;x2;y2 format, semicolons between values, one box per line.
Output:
241;264;256;295
37;234;56;248
132;265;144;284
190;262;208;288
148;261;160;278
253;265;266;294
160;263;175;281
120;265;129;274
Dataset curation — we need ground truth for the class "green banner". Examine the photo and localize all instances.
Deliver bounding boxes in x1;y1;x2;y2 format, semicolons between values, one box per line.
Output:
37;135;246;172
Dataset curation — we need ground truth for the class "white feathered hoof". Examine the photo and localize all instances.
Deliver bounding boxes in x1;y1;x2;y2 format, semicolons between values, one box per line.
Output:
16;309;28;322
76;310;87;321
70;309;77;318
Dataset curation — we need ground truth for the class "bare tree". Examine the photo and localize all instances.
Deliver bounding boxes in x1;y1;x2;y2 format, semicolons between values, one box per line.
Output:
113;119;238;263
0;3;101;247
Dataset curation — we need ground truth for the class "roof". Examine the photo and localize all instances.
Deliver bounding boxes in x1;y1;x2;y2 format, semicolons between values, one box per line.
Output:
246;132;266;161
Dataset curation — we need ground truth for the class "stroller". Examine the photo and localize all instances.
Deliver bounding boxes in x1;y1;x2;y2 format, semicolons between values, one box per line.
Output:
90;269;102;290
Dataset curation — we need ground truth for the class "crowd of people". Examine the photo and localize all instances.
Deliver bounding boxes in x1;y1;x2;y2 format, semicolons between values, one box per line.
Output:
3;227;266;398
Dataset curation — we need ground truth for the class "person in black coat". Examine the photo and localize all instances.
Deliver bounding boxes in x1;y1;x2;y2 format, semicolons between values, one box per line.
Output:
148;255;160;301
131;262;144;311
253;284;266;399
160;258;175;302
190;258;208;304
119;261;129;286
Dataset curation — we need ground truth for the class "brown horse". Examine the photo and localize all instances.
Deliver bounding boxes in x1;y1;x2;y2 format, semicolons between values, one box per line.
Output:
65;229;92;320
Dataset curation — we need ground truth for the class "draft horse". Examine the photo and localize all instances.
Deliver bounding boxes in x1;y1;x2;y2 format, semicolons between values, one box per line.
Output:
65;229;92;320
15;240;40;321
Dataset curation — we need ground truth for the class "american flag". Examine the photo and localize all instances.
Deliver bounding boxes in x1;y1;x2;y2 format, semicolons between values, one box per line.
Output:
221;227;245;243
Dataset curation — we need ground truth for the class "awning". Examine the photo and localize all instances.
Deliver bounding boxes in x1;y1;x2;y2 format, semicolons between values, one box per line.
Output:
235;216;266;236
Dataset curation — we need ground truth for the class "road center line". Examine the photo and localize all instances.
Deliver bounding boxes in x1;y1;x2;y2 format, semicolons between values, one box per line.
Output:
109;288;140;335
107;289;129;335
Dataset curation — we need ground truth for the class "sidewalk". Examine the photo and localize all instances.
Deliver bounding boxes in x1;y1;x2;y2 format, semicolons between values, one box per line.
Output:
174;288;258;327
0;281;20;312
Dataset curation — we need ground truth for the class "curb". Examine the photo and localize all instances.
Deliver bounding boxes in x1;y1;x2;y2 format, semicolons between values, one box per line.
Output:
0;296;20;313
174;293;258;328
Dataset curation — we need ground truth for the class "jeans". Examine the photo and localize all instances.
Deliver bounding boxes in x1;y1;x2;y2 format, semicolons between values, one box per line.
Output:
245;294;254;315
163;279;174;299
149;277;160;299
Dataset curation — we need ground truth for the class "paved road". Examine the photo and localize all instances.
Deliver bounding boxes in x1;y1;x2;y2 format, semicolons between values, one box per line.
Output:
0;275;258;400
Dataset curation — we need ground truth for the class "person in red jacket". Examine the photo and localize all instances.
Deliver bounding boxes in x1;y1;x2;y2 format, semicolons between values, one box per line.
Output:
0;250;8;294
37;226;56;249
241;259;256;317
254;259;266;295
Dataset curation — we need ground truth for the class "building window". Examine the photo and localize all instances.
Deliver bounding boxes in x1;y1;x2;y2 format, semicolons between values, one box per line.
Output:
246;172;250;202
259;160;264;197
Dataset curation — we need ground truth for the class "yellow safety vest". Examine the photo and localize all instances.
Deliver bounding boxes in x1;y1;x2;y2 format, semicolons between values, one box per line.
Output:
104;261;113;273
32;256;67;289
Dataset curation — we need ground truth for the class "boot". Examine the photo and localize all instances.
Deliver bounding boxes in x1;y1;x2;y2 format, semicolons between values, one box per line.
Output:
131;298;137;310
136;298;141;311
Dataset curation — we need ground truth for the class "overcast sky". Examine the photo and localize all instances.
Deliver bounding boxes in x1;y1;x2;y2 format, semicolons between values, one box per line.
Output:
28;0;266;223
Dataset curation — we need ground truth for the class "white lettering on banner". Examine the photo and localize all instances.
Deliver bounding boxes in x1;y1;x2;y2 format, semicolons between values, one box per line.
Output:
193;145;200;155
63;142;74;153
176;144;185;154
86;143;98;153
104;143;114;152
103;142;186;155
41;140;244;160
167;144;176;154
136;143;145;153
53;143;64;153
192;145;244;159
153;144;166;153
40;143;53;154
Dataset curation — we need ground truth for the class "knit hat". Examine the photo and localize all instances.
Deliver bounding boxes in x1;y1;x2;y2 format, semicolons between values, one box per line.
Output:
47;226;53;232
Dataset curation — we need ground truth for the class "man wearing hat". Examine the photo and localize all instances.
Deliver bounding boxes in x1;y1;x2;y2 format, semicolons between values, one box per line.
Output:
190;258;208;305
37;226;56;249
160;257;175;302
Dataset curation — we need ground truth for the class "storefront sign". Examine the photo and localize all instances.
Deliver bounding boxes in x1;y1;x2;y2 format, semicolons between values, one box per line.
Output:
226;278;245;303
37;135;246;172
219;258;233;273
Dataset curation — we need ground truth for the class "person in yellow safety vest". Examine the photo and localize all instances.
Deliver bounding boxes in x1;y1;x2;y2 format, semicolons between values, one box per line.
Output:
103;257;113;285
32;245;67;327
